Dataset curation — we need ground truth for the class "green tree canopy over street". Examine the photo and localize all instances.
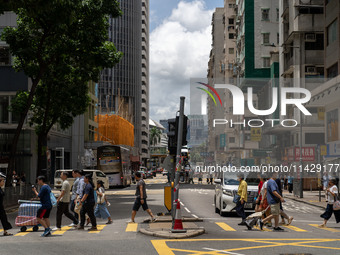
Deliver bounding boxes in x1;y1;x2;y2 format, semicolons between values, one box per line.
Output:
1;0;123;180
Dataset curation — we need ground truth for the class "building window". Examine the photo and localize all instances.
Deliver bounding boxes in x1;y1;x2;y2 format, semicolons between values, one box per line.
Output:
277;33;280;44
327;19;337;46
305;33;324;50
262;9;270;21
263;33;270;45
229;18;234;25
228;4;235;8
229;137;235;143
229;48;234;54
327;63;338;78
0;48;10;65
0;96;9;124
276;9;279;21
229;33;235;39
263;57;270;68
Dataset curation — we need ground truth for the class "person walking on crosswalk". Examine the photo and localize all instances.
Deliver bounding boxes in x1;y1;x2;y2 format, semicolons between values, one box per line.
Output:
319;178;340;228
0;173;12;236
128;172;156;223
236;173;247;226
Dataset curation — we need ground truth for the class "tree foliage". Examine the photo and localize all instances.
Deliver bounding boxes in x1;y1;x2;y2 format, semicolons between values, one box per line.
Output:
149;127;162;146
2;0;123;179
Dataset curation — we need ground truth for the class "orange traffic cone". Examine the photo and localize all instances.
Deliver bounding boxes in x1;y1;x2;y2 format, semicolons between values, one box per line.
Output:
174;201;183;230
171;200;186;233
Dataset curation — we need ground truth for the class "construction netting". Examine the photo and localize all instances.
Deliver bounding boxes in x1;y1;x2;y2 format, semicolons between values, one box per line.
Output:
95;114;134;147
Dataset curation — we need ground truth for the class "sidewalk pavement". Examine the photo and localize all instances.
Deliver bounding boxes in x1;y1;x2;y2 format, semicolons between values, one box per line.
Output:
283;190;327;209
139;215;205;239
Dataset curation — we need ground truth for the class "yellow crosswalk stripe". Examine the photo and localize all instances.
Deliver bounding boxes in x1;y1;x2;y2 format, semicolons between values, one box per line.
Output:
0;229;3;233
52;226;72;235
284;225;307;232
254;225;271;232
15;229;34;236
126;223;138;232
88;225;106;234
215;222;236;231
309;224;340;232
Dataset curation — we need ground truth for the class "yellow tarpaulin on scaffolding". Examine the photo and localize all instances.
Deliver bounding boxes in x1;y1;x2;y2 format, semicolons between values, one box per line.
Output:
95;114;134;147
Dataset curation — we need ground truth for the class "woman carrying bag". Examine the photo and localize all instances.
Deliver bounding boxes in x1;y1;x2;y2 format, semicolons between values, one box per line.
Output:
94;180;113;224
0;173;13;236
319;178;340;228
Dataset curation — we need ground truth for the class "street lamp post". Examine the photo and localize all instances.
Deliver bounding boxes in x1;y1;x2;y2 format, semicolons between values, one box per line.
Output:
299;111;303;198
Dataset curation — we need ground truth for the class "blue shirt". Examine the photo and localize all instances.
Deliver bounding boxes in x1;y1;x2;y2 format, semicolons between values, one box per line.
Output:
84;183;95;204
288;176;293;184
266;179;279;205
76;176;85;199
38;184;52;209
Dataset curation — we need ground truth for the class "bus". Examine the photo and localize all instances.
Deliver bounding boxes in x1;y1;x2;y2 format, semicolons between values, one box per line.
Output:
97;145;132;187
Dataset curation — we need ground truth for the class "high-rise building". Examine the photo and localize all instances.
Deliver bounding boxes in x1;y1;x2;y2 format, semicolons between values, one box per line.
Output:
141;0;150;164
98;0;144;159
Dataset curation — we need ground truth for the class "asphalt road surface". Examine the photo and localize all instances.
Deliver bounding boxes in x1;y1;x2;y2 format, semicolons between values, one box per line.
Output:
1;175;340;255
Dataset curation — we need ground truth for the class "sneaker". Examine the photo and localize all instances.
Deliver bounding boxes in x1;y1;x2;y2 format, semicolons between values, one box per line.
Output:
259;220;264;230
77;226;84;230
42;228;51;237
68;223;76;227
287;217;294;226
245;221;251;230
151;217;157;223
106;220;113;224
238;221;246;226
87;226;98;231
273;227;284;231
41;228;49;237
52;227;61;231
126;220;135;223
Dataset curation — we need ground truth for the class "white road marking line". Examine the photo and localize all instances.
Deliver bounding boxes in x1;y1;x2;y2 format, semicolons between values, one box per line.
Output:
180;202;184;206
203;248;244;255
192;214;199;218
184;207;191;213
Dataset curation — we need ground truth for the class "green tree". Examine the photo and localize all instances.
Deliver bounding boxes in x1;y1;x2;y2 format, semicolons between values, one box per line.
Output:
2;0;122;181
149;127;162;147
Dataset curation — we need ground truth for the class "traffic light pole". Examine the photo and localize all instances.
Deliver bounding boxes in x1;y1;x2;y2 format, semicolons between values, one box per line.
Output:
171;96;186;232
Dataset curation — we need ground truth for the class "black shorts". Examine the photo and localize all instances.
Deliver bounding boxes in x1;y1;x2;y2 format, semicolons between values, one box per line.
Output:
132;198;149;211
37;207;52;219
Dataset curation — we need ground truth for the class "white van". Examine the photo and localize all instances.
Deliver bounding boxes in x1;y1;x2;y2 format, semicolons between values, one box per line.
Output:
54;169;109;190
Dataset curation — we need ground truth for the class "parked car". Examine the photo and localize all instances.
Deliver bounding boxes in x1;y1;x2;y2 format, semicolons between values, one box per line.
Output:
162;170;168;176
156;167;163;173
214;170;259;216
54;169;109;190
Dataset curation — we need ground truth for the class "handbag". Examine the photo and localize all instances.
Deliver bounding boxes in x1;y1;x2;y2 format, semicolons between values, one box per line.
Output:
233;194;241;204
97;193;105;204
333;194;340;211
50;192;57;207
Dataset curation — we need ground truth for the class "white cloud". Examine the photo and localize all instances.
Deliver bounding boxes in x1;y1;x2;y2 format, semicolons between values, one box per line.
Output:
150;0;213;122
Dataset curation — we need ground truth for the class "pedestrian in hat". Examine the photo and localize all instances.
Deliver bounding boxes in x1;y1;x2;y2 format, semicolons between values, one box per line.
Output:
0;173;13;236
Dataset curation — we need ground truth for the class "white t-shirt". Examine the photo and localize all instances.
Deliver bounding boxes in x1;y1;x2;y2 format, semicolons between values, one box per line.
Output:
327;185;338;204
260;180;268;198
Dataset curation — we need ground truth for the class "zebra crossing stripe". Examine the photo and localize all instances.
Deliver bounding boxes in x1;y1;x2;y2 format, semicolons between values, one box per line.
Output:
0;229;3;233
14;229;33;236
254;225;271;232
284;225;307;232
53;226;72;235
215;222;236;231
88;225;106;234
125;223;138;232
309;224;340;232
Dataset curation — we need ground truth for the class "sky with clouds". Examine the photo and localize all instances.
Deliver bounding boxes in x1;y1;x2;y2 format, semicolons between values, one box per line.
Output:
149;0;223;123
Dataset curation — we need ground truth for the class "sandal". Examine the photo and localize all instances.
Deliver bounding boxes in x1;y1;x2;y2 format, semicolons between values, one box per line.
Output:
3;232;13;236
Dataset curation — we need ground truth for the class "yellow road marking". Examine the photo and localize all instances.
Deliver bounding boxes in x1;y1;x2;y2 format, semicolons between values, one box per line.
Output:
0;229;3;233
126;223;138;232
284;225;307;232
14;229;34;236
253;225;271;231
215;222;236;231
309;224;340;232
151;239;340;255
88;225;106;234
52;226;72;235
